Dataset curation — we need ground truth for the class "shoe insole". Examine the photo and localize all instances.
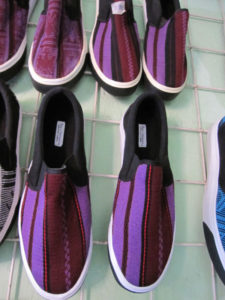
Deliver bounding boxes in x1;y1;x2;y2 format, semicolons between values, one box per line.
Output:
43;93;75;168
135;101;161;161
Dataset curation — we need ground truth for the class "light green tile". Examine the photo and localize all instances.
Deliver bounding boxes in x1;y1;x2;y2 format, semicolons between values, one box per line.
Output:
215;272;225;300
187;0;222;18
19;116;36;169
189;19;225;51
193;50;225;89
165;87;197;129
84;120;93;170
168;130;203;182
84;245;150;300
199;90;225;130
175;183;205;243
97;84;143;121
92;123;121;175
0;242;14;300
9;68;39;113
71;75;96;119
29;0;43;24
83;1;96;32
90;177;117;241
153;246;213;300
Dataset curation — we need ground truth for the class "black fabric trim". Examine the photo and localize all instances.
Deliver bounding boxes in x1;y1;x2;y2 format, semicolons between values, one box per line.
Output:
65;0;81;20
111;15;123;82
28;88;88;190
16;0;29;9
119;92;173;186
0;80;20;170
98;0;111;21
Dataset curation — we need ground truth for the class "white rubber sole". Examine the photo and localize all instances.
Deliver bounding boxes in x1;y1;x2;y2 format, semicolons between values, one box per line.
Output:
18;189;93;300
0;106;22;243
0;0;37;73
28;1;87;87
108;113;176;292
203;119;225;269
89;0;142;90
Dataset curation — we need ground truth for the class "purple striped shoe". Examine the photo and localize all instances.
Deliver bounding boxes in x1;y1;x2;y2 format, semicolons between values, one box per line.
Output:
143;0;189;100
89;0;142;96
18;88;92;299
108;93;175;292
28;0;87;93
0;0;37;80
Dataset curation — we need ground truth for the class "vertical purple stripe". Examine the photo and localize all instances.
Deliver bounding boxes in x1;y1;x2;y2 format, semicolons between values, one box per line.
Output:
146;26;156;76
21;189;38;258
166;184;175;230
31;182;45;289
75;185;91;253
93;23;105;66
102;19;112;79
156;21;169;85
112;181;131;268
126;164;147;285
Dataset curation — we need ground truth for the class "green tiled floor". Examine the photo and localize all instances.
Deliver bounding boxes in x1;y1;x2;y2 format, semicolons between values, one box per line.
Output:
1;0;225;299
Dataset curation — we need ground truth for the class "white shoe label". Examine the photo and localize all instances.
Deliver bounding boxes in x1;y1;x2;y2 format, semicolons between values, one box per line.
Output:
54;121;65;147
138;124;147;148
111;1;126;15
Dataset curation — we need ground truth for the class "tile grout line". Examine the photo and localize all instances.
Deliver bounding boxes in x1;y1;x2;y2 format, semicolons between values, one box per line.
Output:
211;262;217;300
217;0;225;38
6;241;18;300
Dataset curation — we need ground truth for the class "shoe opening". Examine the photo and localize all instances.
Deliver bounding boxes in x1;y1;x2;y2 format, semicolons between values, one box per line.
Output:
43;93;75;168
135;99;161;161
160;0;179;20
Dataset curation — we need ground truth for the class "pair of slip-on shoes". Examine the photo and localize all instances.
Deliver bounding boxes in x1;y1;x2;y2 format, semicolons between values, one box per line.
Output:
90;0;189;98
0;0;87;92
18;89;174;298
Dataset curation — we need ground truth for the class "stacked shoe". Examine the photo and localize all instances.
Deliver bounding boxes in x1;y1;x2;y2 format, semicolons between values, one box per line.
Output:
28;0;87;93
143;0;189;100
0;0;37;79
108;93;175;292
89;0;142;96
18;88;92;299
0;81;21;243
203;117;225;285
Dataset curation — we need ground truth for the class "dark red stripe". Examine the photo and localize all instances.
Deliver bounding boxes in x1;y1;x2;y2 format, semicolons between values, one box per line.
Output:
28;191;40;269
122;180;135;274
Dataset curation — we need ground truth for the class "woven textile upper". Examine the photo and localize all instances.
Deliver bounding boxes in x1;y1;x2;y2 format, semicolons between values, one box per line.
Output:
0;168;16;230
20;172;91;294
144;9;189;87
92;0;141;82
31;0;83;79
0;0;28;65
112;163;174;286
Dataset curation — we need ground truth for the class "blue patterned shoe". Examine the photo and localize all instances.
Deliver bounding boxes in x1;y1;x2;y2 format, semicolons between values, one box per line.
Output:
203;116;225;285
